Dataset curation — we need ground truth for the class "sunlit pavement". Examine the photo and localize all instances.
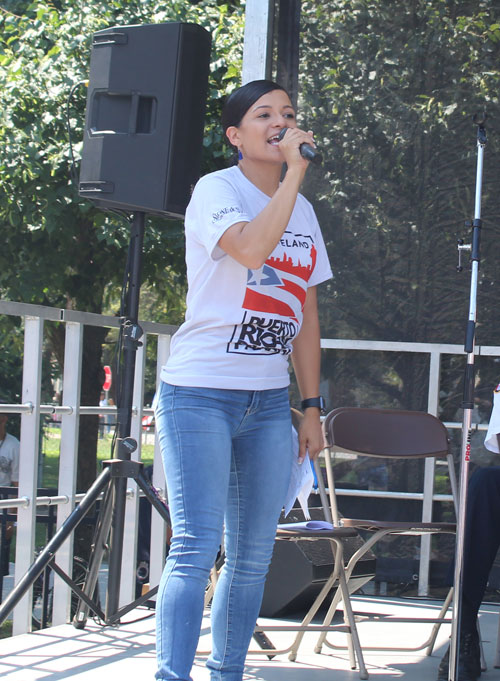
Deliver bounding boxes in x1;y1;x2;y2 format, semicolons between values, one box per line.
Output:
0;595;498;681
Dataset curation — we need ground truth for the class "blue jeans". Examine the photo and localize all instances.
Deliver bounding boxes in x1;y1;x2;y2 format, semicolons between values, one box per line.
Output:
154;382;293;681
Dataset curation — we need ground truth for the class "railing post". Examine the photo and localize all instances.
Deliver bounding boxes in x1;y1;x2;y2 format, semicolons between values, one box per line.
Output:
149;333;171;593
419;350;442;596
119;334;147;606
52;321;83;625
13;315;43;634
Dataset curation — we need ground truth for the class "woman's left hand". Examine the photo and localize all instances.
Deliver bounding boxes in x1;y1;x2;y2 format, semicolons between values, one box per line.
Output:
297;409;325;462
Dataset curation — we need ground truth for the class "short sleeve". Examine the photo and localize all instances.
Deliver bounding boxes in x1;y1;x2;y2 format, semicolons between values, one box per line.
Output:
485;388;500;453
185;173;251;261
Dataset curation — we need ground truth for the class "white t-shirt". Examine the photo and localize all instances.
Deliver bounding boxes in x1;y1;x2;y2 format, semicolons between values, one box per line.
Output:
161;166;333;390
484;383;500;453
0;432;20;486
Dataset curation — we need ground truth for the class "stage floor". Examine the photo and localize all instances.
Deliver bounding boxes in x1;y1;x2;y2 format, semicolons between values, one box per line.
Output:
0;595;499;681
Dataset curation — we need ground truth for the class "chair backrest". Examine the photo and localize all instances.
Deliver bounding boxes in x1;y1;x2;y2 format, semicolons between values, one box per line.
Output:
322;407;458;524
324;407;450;459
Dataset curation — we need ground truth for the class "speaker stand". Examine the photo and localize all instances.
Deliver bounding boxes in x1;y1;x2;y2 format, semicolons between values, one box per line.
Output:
0;212;171;630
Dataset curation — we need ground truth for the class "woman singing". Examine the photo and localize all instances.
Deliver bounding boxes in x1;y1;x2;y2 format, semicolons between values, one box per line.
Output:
154;79;332;681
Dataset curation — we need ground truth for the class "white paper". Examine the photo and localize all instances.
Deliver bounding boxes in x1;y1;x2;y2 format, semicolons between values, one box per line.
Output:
283;426;314;518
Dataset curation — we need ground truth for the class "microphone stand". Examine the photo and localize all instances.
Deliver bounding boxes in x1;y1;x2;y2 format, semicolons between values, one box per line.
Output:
449;114;487;681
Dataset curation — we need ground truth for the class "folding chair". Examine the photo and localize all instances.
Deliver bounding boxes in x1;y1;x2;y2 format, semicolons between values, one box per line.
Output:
245;408;371;678
313;406;457;657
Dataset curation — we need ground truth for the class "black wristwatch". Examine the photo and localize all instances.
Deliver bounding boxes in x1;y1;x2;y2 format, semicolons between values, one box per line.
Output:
301;396;326;414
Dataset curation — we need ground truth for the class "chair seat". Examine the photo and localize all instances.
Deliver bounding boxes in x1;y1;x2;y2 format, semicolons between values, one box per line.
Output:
341;517;456;534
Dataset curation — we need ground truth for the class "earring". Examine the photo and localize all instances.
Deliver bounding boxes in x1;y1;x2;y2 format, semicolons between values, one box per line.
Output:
238;149;243;160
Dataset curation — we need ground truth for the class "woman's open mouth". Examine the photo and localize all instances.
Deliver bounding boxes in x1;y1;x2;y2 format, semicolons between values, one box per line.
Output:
267;134;280;146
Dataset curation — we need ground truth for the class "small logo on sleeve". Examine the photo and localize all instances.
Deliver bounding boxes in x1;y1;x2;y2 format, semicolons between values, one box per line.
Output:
211;206;242;223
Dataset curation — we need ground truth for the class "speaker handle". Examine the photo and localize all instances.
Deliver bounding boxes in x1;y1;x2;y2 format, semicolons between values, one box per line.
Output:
93;32;128;47
128;94;156;135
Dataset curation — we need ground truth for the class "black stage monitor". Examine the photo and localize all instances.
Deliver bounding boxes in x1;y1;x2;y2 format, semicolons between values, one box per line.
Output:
79;22;211;218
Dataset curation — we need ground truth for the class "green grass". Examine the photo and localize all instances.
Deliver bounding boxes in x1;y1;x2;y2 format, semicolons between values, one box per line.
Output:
34;426;155;554
41;426;155;488
0;620;12;639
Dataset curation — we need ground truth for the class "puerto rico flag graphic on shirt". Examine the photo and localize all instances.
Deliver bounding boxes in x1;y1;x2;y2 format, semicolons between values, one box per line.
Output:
227;230;317;356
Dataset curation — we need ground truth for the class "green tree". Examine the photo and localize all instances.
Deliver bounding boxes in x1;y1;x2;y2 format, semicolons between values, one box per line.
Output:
298;0;500;416
0;0;244;556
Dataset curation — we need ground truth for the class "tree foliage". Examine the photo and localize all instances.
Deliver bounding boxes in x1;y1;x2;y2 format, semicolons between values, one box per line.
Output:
4;0;500;485
0;0;244;508
0;0;243;313
298;0;500;416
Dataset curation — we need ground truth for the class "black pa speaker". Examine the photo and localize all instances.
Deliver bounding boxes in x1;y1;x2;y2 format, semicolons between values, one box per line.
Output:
260;516;376;618
79;23;211;217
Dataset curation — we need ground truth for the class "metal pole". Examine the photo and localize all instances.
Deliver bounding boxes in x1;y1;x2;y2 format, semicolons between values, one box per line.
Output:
105;211;145;620
449;116;486;681
0;212;173;632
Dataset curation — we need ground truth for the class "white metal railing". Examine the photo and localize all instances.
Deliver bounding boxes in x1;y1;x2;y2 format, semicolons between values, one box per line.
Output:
0;489;135;510
321;338;500;596
2;299;500;632
0;403;154;416
0;300;175;634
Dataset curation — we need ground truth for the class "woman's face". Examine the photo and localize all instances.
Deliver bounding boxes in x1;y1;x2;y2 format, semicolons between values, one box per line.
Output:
226;89;297;164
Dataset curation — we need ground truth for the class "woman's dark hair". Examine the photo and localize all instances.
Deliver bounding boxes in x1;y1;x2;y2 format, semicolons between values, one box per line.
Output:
222;79;288;134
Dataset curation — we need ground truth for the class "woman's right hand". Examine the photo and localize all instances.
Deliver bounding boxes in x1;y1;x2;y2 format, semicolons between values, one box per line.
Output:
278;127;316;171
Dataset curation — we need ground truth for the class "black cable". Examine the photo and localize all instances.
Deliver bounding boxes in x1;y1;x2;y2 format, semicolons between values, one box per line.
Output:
119;609;156;625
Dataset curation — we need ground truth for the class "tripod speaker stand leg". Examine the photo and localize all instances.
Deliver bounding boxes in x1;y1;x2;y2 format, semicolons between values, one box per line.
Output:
0;466;112;625
72;479;115;628
74;458;172;628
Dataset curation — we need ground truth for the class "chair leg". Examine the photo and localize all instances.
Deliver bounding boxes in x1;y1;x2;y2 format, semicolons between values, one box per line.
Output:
317;529;390;656
204;565;219;608
286;559;342;661
343;603;356;670
314;578;344;653
495;612;500;668
337;566;369;679
312;540;368;679
425;586;453;655
478;619;487;672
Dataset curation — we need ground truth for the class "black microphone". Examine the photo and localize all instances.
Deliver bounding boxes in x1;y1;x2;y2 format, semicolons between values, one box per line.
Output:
278;127;323;165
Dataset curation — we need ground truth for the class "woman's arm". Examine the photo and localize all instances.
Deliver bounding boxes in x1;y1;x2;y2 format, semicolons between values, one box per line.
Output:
218;168;303;269
291;286;325;461
218;129;314;269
